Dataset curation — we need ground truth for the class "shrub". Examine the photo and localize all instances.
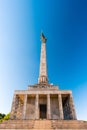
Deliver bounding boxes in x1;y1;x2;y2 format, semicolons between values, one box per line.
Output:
0;113;10;123
0;119;3;123
4;113;10;120
0;113;6;119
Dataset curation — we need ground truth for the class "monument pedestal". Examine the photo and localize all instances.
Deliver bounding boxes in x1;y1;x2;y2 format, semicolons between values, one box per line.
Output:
10;84;77;120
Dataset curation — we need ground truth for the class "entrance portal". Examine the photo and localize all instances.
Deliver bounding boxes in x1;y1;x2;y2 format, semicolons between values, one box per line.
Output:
40;104;47;119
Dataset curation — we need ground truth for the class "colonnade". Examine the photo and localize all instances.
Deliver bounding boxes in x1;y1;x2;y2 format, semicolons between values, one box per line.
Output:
10;94;76;120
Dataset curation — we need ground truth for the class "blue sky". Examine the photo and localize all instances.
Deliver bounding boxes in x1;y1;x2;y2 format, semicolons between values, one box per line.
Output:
0;0;87;120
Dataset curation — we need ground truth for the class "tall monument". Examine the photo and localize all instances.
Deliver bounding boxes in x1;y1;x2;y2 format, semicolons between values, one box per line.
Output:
10;33;77;120
38;33;48;83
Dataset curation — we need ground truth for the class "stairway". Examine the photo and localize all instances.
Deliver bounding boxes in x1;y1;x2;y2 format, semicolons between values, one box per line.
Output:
0;119;87;129
51;120;87;129
0;120;34;129
33;120;53;130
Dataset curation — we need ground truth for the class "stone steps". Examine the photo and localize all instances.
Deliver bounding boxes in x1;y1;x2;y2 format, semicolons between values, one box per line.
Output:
51;120;87;129
33;120;52;129
0;119;87;129
0;120;34;129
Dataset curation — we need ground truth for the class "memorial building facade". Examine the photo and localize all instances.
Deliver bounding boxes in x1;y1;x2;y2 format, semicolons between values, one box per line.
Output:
10;33;77;120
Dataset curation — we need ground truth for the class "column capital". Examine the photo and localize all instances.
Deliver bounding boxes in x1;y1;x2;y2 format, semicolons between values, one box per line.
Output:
47;94;50;97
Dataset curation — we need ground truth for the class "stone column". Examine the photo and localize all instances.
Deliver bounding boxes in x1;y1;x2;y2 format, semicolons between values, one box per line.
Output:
23;94;27;119
58;94;64;119
69;94;77;119
10;94;16;119
35;94;39;119
47;94;51;119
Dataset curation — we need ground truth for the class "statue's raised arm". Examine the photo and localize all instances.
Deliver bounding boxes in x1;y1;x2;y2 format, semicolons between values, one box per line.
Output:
41;32;47;43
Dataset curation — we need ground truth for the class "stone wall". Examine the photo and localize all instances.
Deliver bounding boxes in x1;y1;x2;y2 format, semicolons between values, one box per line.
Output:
63;97;71;119
10;95;24;119
50;96;60;119
26;97;35;119
16;96;24;119
63;95;75;119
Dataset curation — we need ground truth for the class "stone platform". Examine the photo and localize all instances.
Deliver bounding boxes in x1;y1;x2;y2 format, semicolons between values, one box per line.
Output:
0;120;87;130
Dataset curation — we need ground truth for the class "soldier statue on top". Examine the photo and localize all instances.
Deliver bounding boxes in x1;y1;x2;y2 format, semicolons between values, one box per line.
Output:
41;32;47;43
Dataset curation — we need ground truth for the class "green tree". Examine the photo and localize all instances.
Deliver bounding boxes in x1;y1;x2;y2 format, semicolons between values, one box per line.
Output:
4;113;10;120
0;113;6;119
0;113;10;123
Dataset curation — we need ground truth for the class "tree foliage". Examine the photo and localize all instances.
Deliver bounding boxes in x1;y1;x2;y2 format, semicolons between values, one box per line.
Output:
0;113;6;119
4;113;10;120
0;113;10;123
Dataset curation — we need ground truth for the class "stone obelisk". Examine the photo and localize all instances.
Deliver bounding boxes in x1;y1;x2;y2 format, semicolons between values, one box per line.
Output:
38;33;48;84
